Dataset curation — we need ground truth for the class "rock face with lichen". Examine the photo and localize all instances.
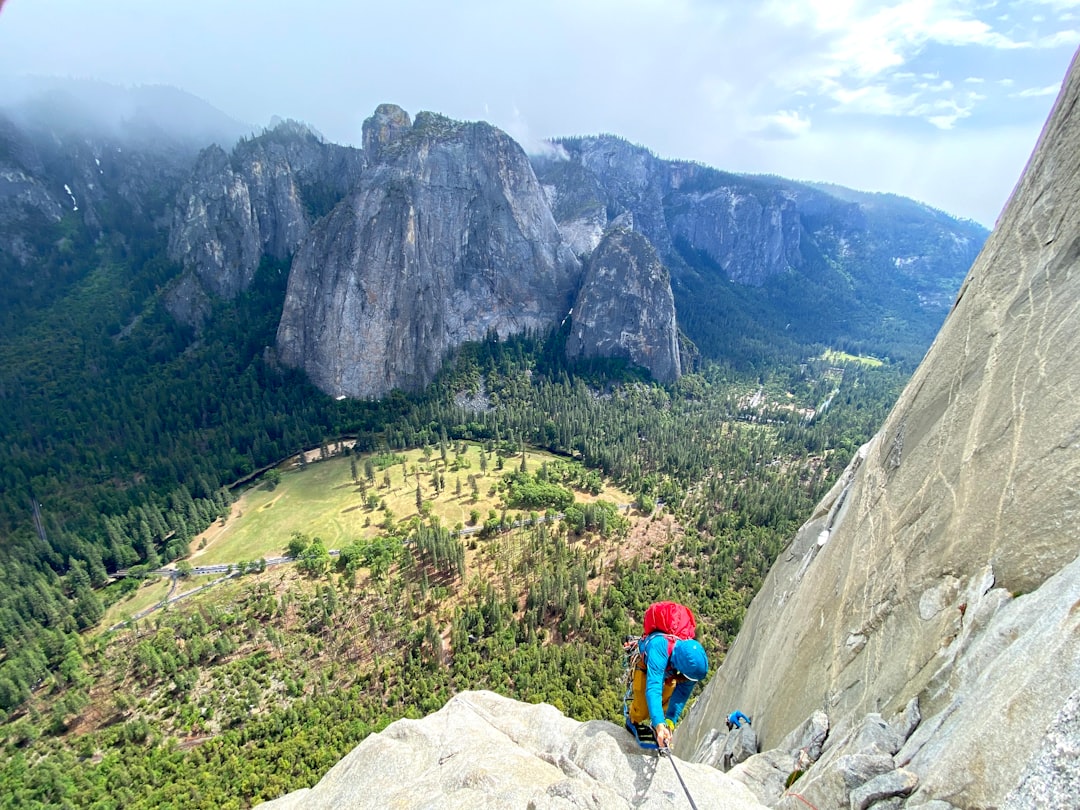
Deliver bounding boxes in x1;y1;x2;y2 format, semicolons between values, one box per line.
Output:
566;225;681;383
275;106;582;399
678;47;1080;810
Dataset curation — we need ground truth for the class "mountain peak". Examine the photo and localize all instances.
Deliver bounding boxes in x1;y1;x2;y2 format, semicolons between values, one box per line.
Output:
361;103;412;160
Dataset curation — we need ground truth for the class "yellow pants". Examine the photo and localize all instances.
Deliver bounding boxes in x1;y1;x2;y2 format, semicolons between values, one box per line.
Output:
627;662;677;725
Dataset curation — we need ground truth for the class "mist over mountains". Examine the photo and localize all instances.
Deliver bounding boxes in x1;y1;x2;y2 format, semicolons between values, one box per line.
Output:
0;76;250;149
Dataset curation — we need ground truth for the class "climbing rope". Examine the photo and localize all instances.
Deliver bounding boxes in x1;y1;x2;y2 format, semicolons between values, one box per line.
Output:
787;791;821;810
659;747;699;810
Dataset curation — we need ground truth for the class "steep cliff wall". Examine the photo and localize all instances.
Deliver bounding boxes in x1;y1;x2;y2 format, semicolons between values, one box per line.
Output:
534;138;984;294
664;167;804;286
0;105;196;306
0;115;65;265
167;122;363;302
275;107;581;399
679;48;1080;809
566;226;681;383
534;137;987;366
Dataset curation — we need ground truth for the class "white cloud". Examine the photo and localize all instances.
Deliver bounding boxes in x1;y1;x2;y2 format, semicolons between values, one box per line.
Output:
915;79;955;91
826;80;979;128
831;83;918;116
1012;83;1062;96
757;0;1078;131
754;109;813;138
714;117;1044;225
765;0;1028;90
1028;0;1080;10
1036;28;1080;45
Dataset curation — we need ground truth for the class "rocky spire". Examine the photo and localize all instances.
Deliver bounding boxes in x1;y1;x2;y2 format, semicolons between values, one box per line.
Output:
361;103;411;161
566;226;681;383
276;107;581;399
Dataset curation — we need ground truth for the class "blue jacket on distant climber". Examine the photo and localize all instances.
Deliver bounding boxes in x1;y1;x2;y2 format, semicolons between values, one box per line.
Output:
627;634;709;748
726;710;751;730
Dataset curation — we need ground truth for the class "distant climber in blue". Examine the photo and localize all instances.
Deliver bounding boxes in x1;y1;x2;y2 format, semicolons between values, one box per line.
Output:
726;710;751;731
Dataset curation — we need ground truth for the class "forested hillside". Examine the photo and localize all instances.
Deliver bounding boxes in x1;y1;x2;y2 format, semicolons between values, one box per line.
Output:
0;330;905;805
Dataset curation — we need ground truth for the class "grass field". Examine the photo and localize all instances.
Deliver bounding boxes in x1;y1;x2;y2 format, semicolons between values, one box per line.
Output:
99;577;170;629
822;348;885;367
188;443;632;567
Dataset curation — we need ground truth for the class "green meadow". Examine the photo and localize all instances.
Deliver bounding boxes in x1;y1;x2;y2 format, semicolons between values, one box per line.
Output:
188;443;630;566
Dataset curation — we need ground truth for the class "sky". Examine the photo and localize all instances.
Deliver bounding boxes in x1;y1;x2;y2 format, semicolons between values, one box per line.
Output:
0;0;1078;227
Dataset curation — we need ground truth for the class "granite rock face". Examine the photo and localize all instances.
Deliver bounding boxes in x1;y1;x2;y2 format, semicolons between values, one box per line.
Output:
566;227;681;383
0;101;196;286
0;115;65;265
664;167;804;286
275;108;581;399
260;690;769;810
167;120;363;303
361;103;412;161
1003;689;1080;810
678;47;1080;809
167;144;262;299
533;137;985;295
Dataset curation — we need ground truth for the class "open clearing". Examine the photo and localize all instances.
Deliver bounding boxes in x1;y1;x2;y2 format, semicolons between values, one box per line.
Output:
99;577;170;629
188;443;634;566
821;348;885;367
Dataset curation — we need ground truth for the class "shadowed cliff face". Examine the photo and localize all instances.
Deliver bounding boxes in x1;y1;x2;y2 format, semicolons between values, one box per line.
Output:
680;48;1080;809
567;226;681;383
275;107;581;399
166;122;363;303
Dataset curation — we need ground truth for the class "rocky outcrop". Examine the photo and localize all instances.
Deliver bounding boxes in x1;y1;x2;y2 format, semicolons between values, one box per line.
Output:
167;121;363;302
566;226;681;383
260;690;768;809
534;136;674;263
664;167;804;286
534;137;984;294
0;104;195;288
537;149;609;257
361;103;411;161
167;144;263;299
0;115;65;265
275;107;580;399
772;712;916;810
711;704;927;809
678;47;1080;809
1003;689;1080;810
